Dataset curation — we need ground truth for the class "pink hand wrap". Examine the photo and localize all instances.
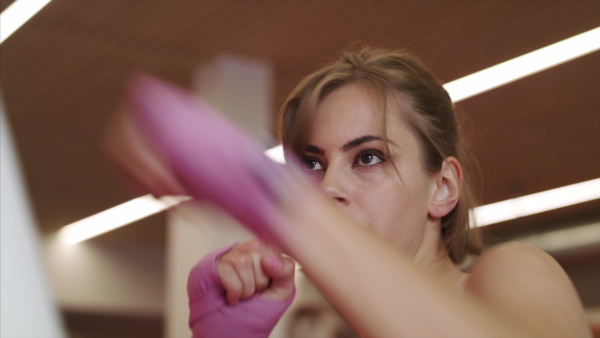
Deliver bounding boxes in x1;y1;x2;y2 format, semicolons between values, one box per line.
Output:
187;245;295;338
127;75;291;241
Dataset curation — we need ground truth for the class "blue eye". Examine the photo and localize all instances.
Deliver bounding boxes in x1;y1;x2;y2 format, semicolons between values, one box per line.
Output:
354;150;385;167
302;157;324;171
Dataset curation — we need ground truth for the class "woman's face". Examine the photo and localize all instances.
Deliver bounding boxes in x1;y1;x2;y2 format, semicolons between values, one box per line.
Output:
302;83;437;256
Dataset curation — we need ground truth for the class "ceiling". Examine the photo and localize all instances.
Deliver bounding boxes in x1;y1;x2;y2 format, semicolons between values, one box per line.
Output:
1;0;599;247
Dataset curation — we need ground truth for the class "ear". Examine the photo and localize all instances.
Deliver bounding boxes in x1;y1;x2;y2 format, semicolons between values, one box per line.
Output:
428;157;463;219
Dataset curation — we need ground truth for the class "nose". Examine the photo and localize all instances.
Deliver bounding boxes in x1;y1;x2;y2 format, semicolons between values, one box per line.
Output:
321;168;351;206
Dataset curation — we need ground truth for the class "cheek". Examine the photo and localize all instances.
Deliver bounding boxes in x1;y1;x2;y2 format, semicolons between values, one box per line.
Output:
352;181;409;233
350;175;431;246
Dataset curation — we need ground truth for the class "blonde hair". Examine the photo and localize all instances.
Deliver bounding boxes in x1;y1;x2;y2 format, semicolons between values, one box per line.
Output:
276;48;482;264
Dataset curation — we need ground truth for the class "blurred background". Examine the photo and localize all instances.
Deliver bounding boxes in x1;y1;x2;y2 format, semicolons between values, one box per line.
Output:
1;1;599;337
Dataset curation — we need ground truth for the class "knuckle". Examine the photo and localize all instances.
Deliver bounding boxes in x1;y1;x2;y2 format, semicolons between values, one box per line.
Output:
245;239;269;254
219;251;236;263
217;258;236;273
236;253;252;267
247;239;263;249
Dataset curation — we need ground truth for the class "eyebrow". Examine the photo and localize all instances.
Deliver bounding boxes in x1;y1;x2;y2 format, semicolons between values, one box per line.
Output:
305;135;396;155
342;135;384;152
306;144;325;155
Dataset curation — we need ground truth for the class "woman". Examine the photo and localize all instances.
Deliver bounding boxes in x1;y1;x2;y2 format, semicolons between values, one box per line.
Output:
109;49;591;337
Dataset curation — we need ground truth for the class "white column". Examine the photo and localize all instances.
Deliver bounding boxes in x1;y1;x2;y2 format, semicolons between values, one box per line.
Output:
1;97;65;337
194;54;274;146
164;55;274;338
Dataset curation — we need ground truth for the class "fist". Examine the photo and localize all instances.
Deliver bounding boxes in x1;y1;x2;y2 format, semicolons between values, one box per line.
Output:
218;239;296;306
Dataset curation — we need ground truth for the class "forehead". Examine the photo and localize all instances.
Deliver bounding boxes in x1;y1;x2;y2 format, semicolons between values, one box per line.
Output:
311;83;410;146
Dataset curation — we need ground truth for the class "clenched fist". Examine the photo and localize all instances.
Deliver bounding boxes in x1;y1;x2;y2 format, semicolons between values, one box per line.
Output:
188;239;296;337
218;239;296;305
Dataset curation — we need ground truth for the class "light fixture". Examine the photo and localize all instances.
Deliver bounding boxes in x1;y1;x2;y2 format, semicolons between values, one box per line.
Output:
444;27;600;102
516;220;600;253
471;178;600;227
59;195;190;244
265;144;285;164
0;0;53;44
59;145;286;244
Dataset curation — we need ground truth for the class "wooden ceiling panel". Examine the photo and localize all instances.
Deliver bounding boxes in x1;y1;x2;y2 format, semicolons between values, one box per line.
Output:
458;51;600;204
1;0;599;243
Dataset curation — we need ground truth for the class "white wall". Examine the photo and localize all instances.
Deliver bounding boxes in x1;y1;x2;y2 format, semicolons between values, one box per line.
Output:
44;236;166;316
194;55;275;146
1;100;65;337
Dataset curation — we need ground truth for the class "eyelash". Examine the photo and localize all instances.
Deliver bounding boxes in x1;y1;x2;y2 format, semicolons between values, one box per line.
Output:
353;149;386;168
301;156;324;171
301;149;386;171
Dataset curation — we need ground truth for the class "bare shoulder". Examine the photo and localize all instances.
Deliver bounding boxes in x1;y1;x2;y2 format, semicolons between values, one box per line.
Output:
466;242;591;337
468;242;569;288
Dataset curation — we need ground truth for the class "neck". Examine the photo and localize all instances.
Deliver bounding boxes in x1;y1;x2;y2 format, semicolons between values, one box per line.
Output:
412;221;469;291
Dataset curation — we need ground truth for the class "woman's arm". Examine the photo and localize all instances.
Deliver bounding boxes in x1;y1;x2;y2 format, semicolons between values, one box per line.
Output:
272;186;511;337
272;185;590;337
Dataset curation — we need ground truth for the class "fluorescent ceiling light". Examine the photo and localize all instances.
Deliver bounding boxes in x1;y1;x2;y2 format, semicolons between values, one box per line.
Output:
0;0;53;44
471;178;600;228
59;195;190;245
444;27;600;102
516;220;600;253
265;144;285;164
59;146;284;244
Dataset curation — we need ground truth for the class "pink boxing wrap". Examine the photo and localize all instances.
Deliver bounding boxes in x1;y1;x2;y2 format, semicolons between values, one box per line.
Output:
187;245;295;338
127;75;291;241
